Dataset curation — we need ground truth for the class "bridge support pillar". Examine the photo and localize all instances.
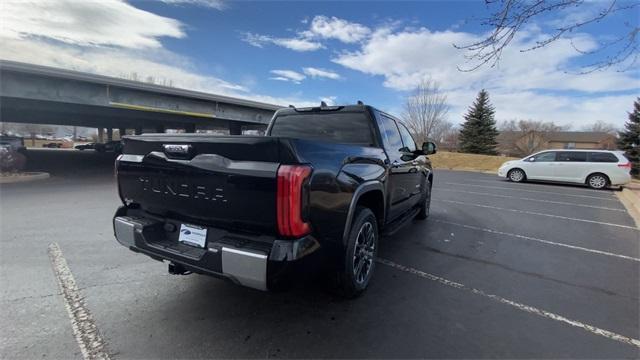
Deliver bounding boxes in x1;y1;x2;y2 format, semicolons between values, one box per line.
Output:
118;128;126;139
185;124;196;133
229;122;242;135
97;128;104;143
107;128;113;142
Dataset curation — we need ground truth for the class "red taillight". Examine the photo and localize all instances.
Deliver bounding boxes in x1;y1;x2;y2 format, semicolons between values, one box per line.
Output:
618;162;632;170
277;165;312;238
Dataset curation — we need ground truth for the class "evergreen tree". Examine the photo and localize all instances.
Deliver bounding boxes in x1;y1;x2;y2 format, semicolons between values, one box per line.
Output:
617;98;640;177
459;89;499;154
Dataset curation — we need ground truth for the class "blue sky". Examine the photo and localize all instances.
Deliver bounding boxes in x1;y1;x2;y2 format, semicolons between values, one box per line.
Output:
1;0;638;128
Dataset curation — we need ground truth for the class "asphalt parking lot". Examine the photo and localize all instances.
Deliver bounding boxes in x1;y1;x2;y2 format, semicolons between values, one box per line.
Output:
1;150;639;358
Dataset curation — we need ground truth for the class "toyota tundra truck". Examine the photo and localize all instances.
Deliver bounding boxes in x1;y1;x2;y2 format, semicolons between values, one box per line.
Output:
113;103;436;297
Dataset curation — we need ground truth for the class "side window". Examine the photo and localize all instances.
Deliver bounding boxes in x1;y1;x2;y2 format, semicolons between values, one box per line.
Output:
376;113;404;153
588;152;618;162
557;151;587;162
397;123;417;152
532;152;556;162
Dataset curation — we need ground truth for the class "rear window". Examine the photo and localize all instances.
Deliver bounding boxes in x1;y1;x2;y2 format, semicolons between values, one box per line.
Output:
270;112;375;146
556;151;587;162
588;152;618;163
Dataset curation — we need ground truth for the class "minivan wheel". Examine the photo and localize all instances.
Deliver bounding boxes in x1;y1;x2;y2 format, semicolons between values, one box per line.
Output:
587;173;609;190
336;206;378;298
508;168;526;182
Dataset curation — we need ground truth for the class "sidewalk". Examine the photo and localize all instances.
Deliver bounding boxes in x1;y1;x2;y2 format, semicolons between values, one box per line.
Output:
618;179;640;228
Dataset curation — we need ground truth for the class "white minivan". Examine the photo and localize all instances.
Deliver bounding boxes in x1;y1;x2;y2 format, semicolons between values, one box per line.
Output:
498;150;632;189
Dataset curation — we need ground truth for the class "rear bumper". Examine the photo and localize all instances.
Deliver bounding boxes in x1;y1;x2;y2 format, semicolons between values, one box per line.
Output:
609;172;632;186
113;206;320;291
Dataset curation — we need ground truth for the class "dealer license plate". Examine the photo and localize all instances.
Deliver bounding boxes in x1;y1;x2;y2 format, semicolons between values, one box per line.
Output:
178;224;207;248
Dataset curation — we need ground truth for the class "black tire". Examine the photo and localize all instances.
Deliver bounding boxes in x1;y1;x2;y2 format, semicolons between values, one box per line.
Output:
507;168;526;183
336;206;378;298
416;178;432;220
586;173;609;190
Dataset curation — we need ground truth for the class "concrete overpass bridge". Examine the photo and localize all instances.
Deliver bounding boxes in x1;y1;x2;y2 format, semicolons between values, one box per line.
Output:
0;60;281;138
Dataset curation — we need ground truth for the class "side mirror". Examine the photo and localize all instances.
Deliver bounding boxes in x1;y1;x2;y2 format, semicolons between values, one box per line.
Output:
422;142;437;155
528;157;536;162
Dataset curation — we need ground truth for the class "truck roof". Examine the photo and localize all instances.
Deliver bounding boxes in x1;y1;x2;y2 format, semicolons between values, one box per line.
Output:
274;103;376;117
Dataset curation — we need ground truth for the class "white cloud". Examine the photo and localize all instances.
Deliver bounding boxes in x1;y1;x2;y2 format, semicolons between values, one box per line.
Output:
306;16;370;43
0;0;184;49
241;16;369;52
269;70;306;84
272;38;323;52
303;67;341;80
242;32;323;52
160;0;225;9
333;27;638;93
332;26;639;127
320;96;337;106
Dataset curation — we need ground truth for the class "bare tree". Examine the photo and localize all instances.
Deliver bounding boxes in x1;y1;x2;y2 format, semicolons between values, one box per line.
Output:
581;120;618;134
438;124;460;151
401;79;450;146
499;119;568;132
455;0;639;73
498;119;567;156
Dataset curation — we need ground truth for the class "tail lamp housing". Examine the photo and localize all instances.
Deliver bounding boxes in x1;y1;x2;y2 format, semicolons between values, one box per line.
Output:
618;162;632;171
277;165;312;238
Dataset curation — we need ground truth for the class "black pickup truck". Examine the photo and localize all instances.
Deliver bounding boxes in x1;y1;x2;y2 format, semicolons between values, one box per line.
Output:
113;103;436;297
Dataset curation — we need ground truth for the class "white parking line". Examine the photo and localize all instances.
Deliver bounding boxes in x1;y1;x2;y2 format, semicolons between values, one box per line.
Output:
48;243;111;360
473;179;618;194
438;188;626;212
443;182;619;202
435;199;639;230
431;219;640;262
377;258;640;349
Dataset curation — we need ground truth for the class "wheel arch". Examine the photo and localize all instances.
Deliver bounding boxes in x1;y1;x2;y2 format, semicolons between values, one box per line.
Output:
342;182;385;246
585;172;610;185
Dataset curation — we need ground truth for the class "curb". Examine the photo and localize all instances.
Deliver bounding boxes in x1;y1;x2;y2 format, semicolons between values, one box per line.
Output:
0;172;50;184
616;188;640;228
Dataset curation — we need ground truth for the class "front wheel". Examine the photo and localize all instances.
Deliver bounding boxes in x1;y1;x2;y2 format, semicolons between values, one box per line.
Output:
337;207;378;298
508;168;526;182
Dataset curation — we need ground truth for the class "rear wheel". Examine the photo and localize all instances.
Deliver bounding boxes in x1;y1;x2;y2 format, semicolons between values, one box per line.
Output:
336;207;378;298
508;168;526;183
587;173;609;190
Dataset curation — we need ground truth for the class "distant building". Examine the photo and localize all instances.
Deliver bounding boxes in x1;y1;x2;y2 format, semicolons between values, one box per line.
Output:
497;131;618;157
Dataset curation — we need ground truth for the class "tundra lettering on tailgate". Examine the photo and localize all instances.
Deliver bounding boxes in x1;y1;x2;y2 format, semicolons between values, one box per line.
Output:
138;175;226;202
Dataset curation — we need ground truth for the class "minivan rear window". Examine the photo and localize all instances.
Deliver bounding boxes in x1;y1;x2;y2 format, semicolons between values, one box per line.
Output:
588;152;618;163
270;112;375;146
556;151;587;162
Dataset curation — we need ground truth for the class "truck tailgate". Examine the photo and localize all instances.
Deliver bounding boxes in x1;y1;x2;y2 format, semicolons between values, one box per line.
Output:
117;135;293;234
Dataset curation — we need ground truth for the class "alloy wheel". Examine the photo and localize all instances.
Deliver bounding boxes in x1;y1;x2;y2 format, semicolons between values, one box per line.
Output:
509;169;524;182
353;221;375;284
589;175;607;189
